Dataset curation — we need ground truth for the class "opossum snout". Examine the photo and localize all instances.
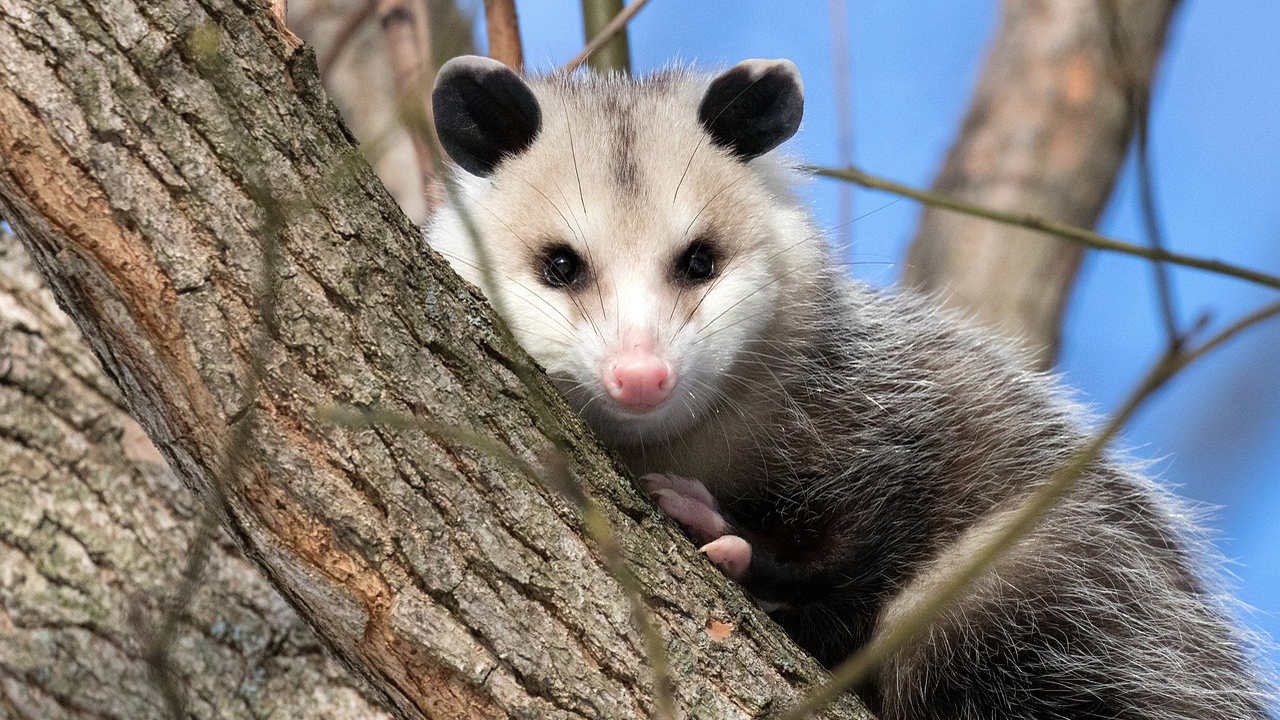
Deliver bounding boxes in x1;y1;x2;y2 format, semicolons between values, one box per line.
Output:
602;331;677;413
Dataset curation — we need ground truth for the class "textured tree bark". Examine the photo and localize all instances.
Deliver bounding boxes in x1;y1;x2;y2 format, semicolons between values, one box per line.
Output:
0;1;867;718
903;0;1180;368
0;230;395;720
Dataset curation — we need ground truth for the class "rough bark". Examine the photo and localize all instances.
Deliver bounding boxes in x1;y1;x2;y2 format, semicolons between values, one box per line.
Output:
903;0;1180;368
0;1;868;718
0;230;394;719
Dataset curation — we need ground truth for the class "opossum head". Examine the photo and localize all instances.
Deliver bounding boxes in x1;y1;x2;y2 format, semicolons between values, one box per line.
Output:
428;56;822;447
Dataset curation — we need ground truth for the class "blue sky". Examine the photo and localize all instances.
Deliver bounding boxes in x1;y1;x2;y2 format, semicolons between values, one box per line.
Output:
513;0;1280;671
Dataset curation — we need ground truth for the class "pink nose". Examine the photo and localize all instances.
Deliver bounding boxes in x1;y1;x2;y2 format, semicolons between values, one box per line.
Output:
604;347;676;413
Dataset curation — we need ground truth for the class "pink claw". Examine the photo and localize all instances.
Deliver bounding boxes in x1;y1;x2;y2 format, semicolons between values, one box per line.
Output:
643;472;717;507
643;473;756;582
700;535;752;580
650;488;727;544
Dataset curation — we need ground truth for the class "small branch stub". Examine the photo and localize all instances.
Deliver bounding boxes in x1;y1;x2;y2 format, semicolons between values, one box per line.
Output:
581;0;631;73
484;0;524;70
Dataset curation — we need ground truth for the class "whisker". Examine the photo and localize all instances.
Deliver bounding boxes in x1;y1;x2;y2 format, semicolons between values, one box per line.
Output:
436;250;582;338
667;177;754;322
696;265;809;339
516;174;583;245
564;100;589;217
675;210;766;334
475;204;539;255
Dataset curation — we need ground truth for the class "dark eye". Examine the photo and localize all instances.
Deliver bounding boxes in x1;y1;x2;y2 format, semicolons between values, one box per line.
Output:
676;240;717;283
540;245;585;288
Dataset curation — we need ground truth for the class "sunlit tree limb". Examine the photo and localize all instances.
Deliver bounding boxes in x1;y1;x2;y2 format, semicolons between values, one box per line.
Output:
901;0;1182;368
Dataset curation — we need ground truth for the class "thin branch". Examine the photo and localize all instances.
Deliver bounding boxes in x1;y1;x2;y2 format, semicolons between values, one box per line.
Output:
811;165;1280;292
898;0;1178;368
827;0;855;262
1134;103;1180;340
1098;0;1181;349
540;454;676;720
483;0;524;70
319;407;546;481
570;0;642;73
318;0;376;81
782;299;1280;720
139;508;217;718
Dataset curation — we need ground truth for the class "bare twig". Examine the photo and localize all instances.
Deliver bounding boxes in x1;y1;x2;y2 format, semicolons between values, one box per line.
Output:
550;456;676;720
483;0;524;70
812;165;1280;292
898;0;1179;368
782;299;1280;720
572;0;640;73
827;0;855;262
139;508;218;718
319;406;546;480
266;0;302;48
410;0;433;85
318;0;376;80
1134;104;1180;340
1098;0;1181;348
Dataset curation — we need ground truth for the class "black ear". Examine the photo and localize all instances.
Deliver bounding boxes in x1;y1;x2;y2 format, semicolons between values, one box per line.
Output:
698;59;804;160
432;56;542;176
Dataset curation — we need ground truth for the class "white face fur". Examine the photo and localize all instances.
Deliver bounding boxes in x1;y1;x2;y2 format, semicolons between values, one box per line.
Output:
428;57;824;448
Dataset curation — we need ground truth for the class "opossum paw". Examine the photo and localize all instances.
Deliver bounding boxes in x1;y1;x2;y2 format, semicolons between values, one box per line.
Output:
699;535;752;581
642;472;727;545
643;472;717;507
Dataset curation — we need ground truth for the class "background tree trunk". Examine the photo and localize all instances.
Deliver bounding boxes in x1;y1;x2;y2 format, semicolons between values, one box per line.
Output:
0;229;395;720
288;0;475;224
903;0;1180;368
0;0;867;718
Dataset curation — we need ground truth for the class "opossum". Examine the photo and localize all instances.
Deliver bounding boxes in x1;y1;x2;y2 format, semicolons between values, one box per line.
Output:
426;55;1271;719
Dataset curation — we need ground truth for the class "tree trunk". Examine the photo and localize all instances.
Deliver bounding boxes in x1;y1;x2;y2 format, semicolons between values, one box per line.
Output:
287;0;475;224
0;229;394;719
903;0;1179;368
0;1;867;718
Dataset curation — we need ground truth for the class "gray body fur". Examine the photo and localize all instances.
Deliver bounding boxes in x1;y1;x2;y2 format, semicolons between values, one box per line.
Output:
427;58;1272;719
